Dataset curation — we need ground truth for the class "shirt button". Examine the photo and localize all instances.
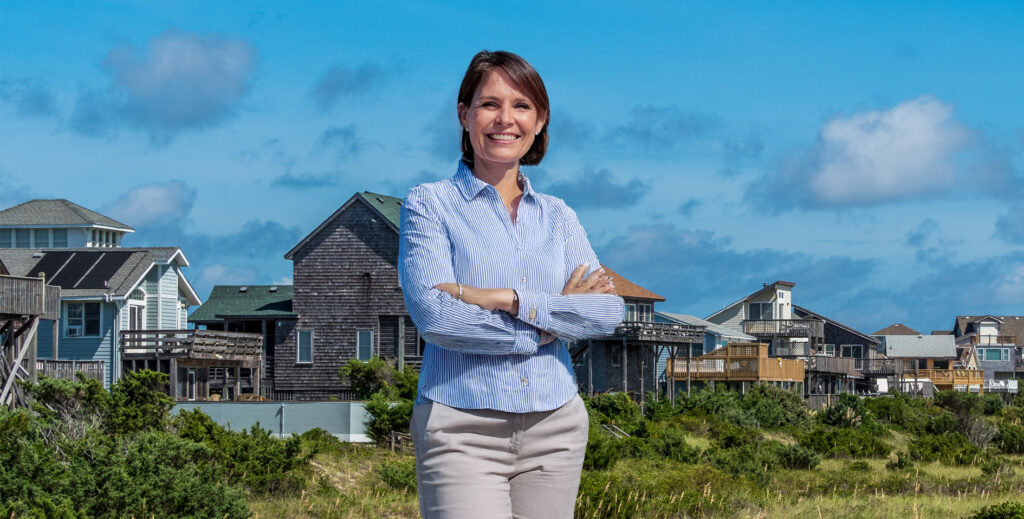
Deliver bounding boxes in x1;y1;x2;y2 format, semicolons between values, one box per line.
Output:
521;277;527;283
521;377;529;385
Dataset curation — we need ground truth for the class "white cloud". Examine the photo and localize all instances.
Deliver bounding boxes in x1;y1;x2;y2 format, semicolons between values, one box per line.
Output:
102;181;195;228
196;264;260;288
809;96;968;204
994;265;1024;304
73;29;257;142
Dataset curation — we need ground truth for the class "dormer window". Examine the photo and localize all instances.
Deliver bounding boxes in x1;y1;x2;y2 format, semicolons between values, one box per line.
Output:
90;229;119;248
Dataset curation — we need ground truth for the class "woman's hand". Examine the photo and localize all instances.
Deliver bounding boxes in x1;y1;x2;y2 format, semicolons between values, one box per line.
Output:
562;264;616;295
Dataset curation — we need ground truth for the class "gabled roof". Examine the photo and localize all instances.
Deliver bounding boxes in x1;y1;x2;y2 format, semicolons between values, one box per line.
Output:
872;323;922;336
189;285;297;322
0;199;134;231
793;305;880;345
602;265;665;302
705;280;796;321
883;334;957;359
0;257;7;275
0;247;198;304
656;311;755;341
955;315;1024;345
285;191;402;260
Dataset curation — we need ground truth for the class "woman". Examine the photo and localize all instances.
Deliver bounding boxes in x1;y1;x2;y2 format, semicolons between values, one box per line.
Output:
399;50;624;519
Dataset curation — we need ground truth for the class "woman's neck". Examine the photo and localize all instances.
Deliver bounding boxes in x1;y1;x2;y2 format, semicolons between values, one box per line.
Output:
472;159;523;199
471;158;523;219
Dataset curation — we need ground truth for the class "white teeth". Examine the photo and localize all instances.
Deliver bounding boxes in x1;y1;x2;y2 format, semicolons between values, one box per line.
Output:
489;134;518;141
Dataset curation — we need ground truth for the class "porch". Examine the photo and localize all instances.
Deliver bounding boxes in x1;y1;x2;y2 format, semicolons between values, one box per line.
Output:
742;319;824;339
120;329;263;401
915;368;985;394
666;342;805;383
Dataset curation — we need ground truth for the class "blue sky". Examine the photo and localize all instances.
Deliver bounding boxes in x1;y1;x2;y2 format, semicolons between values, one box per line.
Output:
2;1;1022;334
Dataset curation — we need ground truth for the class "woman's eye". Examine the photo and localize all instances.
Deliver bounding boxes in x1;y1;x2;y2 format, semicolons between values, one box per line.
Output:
516;103;531;110
481;101;498;108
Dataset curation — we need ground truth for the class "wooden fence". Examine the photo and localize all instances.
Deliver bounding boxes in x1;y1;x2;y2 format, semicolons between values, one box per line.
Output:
36;360;104;383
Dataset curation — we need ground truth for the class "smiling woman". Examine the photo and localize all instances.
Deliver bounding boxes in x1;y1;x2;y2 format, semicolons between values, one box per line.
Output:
399;50;624;519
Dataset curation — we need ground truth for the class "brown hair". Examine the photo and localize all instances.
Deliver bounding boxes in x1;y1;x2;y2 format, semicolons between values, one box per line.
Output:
458;50;550;166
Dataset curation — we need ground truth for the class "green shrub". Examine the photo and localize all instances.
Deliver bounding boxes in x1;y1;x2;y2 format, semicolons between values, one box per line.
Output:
907;431;980;466
984;393;1006;415
741;384;810;430
340;357;396;399
710;420;757;449
994;422;1024;454
643;393;677;422
886;451;913;471
378;459;417;492
969;500;1024;519
678;387;756;428
364;391;414;444
649;426;701;463
926;411;959;435
819;393;870;429
585;392;644;433
174;408;306;493
799;425;892;458
105;369;175;434
583;427;624;471
773;443;820;470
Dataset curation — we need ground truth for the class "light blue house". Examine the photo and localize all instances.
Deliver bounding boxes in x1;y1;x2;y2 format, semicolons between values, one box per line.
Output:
0;200;200;388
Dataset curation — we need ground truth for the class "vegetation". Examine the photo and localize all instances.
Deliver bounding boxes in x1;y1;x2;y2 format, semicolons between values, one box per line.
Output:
6;371;1024;518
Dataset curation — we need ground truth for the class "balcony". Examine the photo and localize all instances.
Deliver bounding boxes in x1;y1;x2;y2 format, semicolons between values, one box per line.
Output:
121;329;263;362
0;274;60;319
957;334;1018;346
916;369;985;392
858;358;916;376
666;343;805;383
610;321;704;344
803;355;861;377
36;359;104;383
984;379;1019;393
742;319;824;340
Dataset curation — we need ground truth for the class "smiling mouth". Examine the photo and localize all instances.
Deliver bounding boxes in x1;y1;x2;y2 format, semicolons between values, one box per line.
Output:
487;133;520;142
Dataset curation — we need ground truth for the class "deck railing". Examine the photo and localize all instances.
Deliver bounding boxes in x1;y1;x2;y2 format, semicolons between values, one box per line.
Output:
858;358;915;375
916;369;984;387
803;356;859;375
0;275;60;319
742;319;824;339
611;321;704;344
984;379;1019;393
668;357;804;382
36;360;104;383
120;329;263;361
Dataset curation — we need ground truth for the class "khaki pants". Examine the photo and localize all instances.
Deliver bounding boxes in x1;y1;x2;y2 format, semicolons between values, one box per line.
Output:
411;395;589;519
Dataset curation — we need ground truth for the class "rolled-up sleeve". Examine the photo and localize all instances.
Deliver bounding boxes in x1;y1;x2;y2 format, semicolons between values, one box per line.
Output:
515;202;624;340
399;186;540;355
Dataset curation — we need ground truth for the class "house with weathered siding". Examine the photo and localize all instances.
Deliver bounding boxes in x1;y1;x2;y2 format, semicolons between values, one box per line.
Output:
276;192;419;400
953;315;1022;395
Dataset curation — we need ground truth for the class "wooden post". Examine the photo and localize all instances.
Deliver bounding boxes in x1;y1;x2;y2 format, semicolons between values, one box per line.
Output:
169;358;178;400
669;346;676;406
253;358;260;398
587;340;593;397
28;320;37;385
687;343;692;397
639;345;646;415
621;337;627;394
234;365;241;400
397;317;406;370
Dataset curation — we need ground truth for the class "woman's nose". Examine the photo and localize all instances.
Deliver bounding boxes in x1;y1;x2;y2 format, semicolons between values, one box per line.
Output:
495;104;513;125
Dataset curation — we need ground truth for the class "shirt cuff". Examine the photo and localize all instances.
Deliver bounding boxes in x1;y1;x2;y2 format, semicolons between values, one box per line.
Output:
511;319;540;355
516;290;549;331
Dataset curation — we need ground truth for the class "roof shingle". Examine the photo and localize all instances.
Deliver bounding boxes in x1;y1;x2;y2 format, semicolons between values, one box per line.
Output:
0;199;133;230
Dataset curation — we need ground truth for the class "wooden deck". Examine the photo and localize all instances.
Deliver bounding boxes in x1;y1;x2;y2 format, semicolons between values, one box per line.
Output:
0;274;60;319
36;359;104;383
917;368;985;393
742;319;824;339
667;343;805;382
120;329;263;361
611;321;704;344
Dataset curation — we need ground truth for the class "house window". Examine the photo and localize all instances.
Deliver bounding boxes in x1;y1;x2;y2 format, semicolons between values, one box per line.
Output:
624;303;637;322
15;229;30;248
357;330;373;360
52;229;68;247
841;345;863;359
297;330;313;364
66;302;101;337
984;348;1008;361
638;303;653;323
749;302;772;320
821;344;836;357
0;229;9;247
610;344;621;366
33;229;49;247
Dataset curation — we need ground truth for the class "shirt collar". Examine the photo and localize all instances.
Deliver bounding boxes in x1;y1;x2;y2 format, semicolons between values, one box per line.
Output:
452;160;537;201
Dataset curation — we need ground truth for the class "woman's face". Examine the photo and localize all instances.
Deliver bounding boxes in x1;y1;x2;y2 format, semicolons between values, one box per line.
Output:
459;70;546;169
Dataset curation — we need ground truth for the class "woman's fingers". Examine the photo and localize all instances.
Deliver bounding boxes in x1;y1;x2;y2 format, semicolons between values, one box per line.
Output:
562;264;589;295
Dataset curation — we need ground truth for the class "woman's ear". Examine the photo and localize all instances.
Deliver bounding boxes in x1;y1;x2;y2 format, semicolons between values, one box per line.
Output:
457;103;468;129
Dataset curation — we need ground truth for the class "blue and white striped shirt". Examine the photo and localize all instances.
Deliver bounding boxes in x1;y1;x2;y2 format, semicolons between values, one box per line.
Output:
399;161;624;413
